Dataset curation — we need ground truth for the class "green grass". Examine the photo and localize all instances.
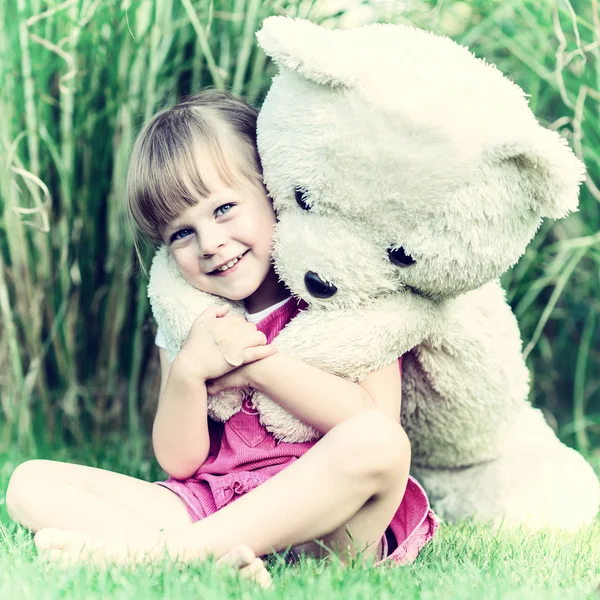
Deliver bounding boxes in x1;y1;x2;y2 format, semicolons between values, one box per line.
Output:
2;530;600;600
1;447;599;599
1;3;599;595
2;510;599;600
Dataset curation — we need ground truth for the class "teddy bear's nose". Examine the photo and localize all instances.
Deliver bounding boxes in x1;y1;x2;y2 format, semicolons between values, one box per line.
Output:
304;271;337;298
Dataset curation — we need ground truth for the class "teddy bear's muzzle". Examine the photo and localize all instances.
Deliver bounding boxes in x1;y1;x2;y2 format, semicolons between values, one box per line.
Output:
304;271;337;298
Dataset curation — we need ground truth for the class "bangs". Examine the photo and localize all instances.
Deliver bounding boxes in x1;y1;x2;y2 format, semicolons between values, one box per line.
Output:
127;106;262;244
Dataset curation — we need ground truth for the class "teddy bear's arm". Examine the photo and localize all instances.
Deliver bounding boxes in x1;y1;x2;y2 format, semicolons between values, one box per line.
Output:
250;293;439;443
271;294;439;380
401;280;529;467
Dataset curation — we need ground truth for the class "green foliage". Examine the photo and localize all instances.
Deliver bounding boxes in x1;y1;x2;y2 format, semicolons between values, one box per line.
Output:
0;0;300;450
2;516;600;598
0;0;598;452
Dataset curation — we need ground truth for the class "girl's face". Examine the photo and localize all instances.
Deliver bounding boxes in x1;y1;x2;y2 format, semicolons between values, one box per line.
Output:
162;165;286;313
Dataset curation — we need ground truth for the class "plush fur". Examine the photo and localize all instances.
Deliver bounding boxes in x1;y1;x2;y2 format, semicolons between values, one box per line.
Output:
148;18;599;530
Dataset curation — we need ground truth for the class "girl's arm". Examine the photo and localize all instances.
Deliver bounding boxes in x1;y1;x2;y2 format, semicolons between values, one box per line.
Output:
153;306;275;479
210;353;402;434
152;349;212;480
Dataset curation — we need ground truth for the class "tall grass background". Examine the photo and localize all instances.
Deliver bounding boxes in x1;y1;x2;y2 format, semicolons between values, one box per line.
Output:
0;0;598;459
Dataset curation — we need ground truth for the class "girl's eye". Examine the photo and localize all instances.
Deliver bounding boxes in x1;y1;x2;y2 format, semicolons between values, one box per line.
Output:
215;203;234;217
169;228;193;243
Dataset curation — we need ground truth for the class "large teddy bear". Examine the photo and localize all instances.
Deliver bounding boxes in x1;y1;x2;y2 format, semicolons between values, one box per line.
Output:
148;17;600;530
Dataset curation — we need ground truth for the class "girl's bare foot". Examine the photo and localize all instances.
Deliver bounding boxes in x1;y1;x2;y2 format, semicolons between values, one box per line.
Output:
34;528;164;567
217;544;272;588
35;529;271;587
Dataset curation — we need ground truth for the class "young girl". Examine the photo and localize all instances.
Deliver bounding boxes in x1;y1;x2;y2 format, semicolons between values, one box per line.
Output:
6;90;436;579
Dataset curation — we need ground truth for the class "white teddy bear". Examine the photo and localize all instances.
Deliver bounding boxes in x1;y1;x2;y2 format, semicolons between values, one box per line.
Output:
148;17;600;531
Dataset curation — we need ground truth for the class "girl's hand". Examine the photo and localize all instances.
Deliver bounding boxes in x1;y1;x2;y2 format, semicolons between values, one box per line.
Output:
175;306;275;382
206;357;271;396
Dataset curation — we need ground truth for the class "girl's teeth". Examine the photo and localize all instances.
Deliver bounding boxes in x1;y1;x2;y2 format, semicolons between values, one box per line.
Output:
217;254;244;272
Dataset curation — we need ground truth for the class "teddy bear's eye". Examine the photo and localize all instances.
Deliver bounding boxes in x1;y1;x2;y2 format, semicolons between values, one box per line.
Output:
295;187;311;211
388;246;416;267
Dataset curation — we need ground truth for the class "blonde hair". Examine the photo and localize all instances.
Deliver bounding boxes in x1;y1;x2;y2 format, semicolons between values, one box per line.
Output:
126;90;264;259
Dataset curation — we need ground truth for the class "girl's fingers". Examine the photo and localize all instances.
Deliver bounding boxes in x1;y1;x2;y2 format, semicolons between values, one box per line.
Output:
206;371;240;395
215;328;264;366
242;344;277;364
199;304;231;320
206;382;218;395
206;380;232;395
253;331;268;346
236;330;268;349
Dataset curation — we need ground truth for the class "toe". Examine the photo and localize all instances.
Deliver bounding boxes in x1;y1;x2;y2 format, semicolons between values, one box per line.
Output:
239;558;272;588
217;544;256;568
49;549;63;562
35;528;67;550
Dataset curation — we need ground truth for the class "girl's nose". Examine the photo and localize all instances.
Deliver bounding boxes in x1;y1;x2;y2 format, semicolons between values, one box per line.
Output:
197;226;225;258
199;241;225;258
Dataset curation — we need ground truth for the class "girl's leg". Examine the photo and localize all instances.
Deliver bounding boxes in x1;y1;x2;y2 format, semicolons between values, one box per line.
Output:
6;460;193;536
35;410;410;564
9;460;274;586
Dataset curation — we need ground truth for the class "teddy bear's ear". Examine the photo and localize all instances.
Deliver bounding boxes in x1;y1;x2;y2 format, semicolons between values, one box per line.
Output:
256;16;356;88
490;128;585;218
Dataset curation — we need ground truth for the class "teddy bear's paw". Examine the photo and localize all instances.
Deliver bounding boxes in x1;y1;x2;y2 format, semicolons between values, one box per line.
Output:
252;393;321;443
207;389;245;423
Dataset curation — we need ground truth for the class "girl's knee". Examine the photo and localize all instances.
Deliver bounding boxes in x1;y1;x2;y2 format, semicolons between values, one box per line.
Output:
6;460;44;519
333;410;410;486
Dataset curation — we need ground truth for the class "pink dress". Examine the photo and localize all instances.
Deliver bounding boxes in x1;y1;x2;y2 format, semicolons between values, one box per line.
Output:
158;298;437;565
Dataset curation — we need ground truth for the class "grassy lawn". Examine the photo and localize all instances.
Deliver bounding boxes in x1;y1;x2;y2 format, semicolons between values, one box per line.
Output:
1;2;598;597
1;448;598;599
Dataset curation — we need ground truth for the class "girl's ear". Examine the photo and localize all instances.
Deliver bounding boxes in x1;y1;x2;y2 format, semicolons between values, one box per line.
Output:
256;16;356;88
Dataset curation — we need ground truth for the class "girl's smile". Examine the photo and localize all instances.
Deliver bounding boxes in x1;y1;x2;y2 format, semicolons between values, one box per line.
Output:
209;250;249;276
163;163;287;313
